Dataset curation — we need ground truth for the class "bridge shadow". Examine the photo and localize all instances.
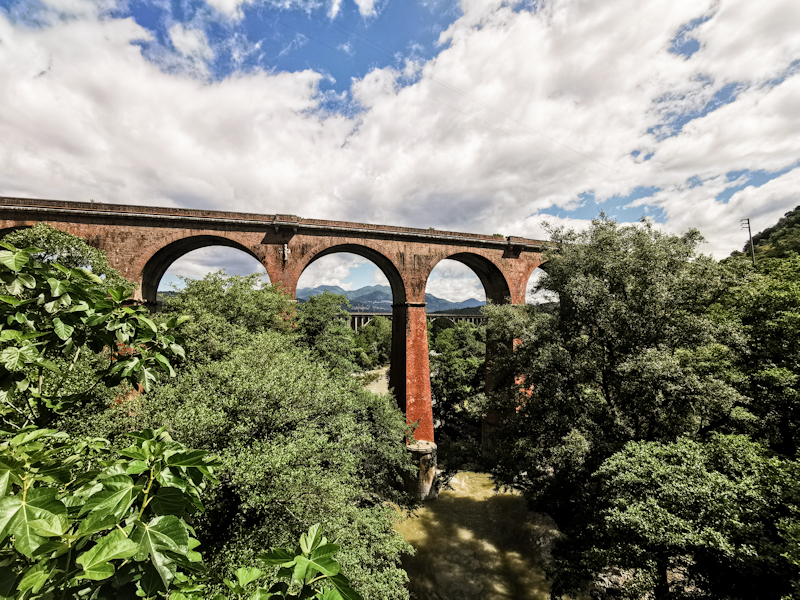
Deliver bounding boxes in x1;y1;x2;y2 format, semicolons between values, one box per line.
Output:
395;472;559;600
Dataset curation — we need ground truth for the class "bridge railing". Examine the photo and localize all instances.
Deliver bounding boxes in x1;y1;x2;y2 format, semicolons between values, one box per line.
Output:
346;311;487;331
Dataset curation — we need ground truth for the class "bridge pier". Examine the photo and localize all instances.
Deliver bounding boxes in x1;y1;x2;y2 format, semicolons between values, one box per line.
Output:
403;303;435;443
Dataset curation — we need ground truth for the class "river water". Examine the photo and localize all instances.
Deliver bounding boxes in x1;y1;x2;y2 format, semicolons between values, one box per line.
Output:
363;368;557;599
394;472;557;600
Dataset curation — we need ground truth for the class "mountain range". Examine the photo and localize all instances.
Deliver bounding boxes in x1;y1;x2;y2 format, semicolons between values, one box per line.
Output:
296;285;485;313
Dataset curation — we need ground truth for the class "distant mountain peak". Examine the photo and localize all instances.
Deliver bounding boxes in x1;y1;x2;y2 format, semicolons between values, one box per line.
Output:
298;284;484;312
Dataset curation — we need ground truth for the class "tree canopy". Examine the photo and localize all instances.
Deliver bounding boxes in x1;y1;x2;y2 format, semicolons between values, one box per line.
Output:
485;217;800;599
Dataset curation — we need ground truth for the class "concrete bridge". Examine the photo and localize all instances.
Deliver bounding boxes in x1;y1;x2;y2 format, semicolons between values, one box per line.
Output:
0;197;546;443
348;311;487;331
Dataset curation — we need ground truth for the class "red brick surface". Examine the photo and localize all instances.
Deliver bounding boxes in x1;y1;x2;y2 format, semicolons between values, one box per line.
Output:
0;198;548;443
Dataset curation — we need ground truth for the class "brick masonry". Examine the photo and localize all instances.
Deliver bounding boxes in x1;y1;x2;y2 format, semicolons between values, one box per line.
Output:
0;197;547;442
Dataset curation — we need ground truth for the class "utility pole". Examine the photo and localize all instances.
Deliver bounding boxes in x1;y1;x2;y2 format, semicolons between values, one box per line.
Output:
741;218;756;267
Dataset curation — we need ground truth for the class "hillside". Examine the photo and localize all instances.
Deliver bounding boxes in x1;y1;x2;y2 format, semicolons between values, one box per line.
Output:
745;205;800;259
297;284;486;313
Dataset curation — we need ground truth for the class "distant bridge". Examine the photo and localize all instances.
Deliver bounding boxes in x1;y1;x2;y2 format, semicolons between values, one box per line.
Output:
348;311;486;331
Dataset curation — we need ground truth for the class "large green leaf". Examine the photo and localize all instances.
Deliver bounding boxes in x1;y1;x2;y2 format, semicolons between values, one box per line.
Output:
52;317;74;341
15;273;35;289
74;512;117;538
80;474;140;520
328;574;362;600
47;278;69;297
131;515;190;588
257;548;296;566
235;566;263;588
164;450;212;468
0;563;19;600
0;250;31;273
75;529;139;581
0;345;39;371
0;488;68;557
16;561;53;594
0;456;24;492
300;523;323;554
294;554;340;580
150;487;189;517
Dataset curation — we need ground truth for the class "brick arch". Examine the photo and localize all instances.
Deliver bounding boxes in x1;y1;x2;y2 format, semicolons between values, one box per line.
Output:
293;243;407;304
140;235;269;303
430;252;512;304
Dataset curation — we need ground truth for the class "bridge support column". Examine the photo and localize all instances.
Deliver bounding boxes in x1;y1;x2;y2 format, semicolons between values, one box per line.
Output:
404;303;435;443
390;302;434;443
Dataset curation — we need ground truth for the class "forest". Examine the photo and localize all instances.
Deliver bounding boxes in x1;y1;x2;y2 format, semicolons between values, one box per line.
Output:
1;209;800;600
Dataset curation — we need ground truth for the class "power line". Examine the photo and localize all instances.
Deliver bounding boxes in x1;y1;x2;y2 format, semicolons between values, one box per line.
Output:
274;16;616;182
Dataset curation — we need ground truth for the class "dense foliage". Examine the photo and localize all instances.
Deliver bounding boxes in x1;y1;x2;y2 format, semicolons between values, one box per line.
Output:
744;204;800;259
428;319;486;470
2;223;132;290
91;275;414;600
296;292;358;374
0;243;185;429
352;317;391;370
0;228;411;600
485;218;800;599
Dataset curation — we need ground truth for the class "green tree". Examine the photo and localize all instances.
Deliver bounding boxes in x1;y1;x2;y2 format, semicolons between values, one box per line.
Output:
429;321;485;437
485;218;775;597
0;245;369;600
352;316;391;369
69;276;414;600
551;434;798;599
717;256;800;457
743;204;800;259
0;244;186;429
296;292;357;374
2;223;131;290
160;272;295;366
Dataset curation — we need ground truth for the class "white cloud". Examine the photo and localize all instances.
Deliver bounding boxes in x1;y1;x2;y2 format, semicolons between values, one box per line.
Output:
426;259;486;302
297;254;370;290
526;266;557;304
161;246;268;289
169;24;214;60
0;0;799;292
205;0;249;19
373;268;390;285
352;0;376;17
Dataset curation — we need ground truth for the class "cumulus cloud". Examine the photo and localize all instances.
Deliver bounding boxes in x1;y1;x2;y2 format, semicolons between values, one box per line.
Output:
297;254;370;290
426;259;486;302
161;247;268;289
0;0;798;288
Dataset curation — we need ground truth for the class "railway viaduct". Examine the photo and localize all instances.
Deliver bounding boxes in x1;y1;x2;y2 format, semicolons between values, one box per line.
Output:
0;197;547;443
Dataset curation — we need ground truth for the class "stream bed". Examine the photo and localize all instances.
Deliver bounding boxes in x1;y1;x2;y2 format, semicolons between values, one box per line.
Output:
394;471;557;600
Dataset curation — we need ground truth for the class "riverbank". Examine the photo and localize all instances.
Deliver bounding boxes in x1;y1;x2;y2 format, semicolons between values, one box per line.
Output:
395;471;557;600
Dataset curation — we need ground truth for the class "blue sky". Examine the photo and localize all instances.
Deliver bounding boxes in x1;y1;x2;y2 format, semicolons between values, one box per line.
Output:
123;0;460;101
1;0;799;300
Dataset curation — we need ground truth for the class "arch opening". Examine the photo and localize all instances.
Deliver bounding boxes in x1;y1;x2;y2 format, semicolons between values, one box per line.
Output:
525;266;557;305
435;253;511;305
297;250;400;393
142;236;267;303
425;258;488;313
298;245;406;305
424;257;492;444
